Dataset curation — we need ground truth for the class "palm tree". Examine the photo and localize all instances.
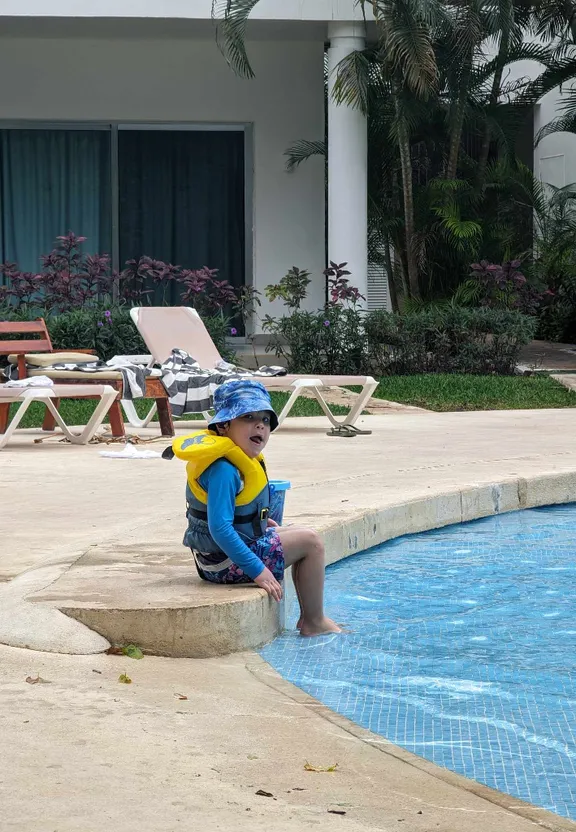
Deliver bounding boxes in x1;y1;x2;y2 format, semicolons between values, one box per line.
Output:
442;0;486;180
213;0;443;300
213;0;574;305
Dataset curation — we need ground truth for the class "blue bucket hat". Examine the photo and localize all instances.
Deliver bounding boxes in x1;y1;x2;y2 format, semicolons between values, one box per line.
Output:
209;379;279;432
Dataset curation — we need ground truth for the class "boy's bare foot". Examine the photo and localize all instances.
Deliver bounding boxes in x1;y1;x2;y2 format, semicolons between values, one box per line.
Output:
296;616;303;630
299;617;342;637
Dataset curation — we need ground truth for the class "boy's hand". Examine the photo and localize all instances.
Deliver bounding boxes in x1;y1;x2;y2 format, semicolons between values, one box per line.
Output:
254;567;283;602
267;518;279;528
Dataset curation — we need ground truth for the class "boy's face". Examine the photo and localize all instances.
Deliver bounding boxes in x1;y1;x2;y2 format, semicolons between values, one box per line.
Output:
218;410;272;458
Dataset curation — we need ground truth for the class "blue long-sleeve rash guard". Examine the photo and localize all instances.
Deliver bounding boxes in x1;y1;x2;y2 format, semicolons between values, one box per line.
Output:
198;459;265;580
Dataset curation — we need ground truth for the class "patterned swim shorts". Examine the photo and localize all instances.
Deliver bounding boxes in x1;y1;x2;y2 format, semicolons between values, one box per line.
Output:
194;527;285;584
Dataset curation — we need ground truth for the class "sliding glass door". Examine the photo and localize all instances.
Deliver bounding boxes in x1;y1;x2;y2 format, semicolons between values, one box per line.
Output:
118;128;245;304
0;128;110;271
0;125;246;301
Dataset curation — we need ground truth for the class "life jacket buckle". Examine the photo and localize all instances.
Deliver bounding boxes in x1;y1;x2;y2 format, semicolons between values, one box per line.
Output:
260;507;269;521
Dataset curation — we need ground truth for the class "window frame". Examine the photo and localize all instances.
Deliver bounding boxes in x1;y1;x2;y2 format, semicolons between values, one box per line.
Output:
0;120;254;306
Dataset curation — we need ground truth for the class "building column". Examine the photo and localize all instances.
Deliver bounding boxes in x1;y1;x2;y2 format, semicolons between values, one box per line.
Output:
327;22;368;304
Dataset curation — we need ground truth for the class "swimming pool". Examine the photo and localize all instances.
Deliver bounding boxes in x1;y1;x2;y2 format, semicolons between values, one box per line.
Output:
261;504;576;819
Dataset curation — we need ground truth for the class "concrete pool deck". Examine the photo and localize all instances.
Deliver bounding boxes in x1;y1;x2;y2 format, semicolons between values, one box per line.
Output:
3;409;576;657
2;409;576;831
1;643;575;832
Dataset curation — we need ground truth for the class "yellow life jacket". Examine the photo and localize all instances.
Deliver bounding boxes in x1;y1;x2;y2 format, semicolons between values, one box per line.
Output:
171;429;268;507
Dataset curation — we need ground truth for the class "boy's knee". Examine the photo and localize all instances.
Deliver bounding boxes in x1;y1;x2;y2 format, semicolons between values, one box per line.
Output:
305;529;324;557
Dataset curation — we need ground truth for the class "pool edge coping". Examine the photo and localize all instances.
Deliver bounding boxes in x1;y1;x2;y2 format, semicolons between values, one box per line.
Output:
318;468;576;569
273;468;576;831
50;468;576;659
247;652;576;832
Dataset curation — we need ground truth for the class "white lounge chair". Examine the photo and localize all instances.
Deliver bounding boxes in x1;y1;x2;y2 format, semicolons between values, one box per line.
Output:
123;307;378;433
0;384;117;450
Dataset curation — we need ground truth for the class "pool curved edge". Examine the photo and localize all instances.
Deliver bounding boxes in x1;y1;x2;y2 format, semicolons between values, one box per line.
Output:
268;469;576;830
317;469;576;569
247;652;576;832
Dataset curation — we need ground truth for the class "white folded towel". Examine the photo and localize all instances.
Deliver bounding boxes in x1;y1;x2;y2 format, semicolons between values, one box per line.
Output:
4;375;54;388
106;355;153;367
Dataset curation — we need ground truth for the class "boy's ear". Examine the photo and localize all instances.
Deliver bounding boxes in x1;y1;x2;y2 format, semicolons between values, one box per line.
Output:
216;422;230;436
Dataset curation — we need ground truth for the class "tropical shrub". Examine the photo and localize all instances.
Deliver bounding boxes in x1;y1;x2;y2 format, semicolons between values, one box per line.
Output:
0;232;248;321
365;307;536;376
262;263;367;374
0;233;114;314
459;260;547;316
262;264;535;375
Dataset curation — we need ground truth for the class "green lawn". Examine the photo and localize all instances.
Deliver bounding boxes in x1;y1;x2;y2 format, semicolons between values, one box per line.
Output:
8;375;576;429
372;374;576;412
8;391;349;430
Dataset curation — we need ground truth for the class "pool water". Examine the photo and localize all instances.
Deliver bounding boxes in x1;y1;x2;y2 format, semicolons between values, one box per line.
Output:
261;504;576;819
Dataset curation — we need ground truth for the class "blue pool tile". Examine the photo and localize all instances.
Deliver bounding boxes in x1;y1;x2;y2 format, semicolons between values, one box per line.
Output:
261;504;576;821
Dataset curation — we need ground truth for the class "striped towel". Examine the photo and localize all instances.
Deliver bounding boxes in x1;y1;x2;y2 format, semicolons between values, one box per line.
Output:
160;349;286;417
3;358;149;399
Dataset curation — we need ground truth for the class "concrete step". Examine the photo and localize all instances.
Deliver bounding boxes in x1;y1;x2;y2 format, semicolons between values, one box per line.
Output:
31;540;280;659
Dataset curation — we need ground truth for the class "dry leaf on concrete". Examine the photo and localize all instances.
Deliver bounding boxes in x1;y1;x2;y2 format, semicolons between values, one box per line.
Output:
304;762;339;772
118;673;132;684
25;675;51;685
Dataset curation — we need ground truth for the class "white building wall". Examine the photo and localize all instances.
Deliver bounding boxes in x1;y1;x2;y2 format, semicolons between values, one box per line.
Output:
0;0;371;20
534;89;576;189
0;33;326;325
501;54;576;189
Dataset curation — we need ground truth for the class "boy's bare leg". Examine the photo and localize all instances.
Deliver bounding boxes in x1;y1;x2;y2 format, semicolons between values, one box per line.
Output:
274;524;304;628
292;560;303;630
278;527;341;636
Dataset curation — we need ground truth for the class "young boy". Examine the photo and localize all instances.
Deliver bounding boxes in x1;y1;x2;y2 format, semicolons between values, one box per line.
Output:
170;379;340;637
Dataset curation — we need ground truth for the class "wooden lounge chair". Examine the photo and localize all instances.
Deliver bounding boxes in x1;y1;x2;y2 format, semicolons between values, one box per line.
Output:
0;319;174;438
126;307;378;432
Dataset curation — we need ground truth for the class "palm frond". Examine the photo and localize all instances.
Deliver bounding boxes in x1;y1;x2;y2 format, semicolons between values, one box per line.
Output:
211;0;261;79
482;0;519;48
534;0;576;43
437;214;483;241
373;0;439;97
332;47;374;113
521;55;576;108
284;140;326;172
536;112;576;144
452;279;482;305
470;42;552;91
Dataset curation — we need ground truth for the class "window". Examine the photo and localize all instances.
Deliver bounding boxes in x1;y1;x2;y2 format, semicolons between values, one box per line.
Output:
118;128;245;304
0;128;110;271
0;125;246;302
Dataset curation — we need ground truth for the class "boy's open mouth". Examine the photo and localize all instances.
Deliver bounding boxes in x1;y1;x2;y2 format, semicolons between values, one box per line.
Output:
250;435;263;447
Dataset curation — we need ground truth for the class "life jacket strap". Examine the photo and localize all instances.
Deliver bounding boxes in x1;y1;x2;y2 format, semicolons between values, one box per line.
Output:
187;505;269;526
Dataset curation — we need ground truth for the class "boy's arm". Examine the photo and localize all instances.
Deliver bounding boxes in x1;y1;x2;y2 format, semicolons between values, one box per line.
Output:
202;460;266;581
